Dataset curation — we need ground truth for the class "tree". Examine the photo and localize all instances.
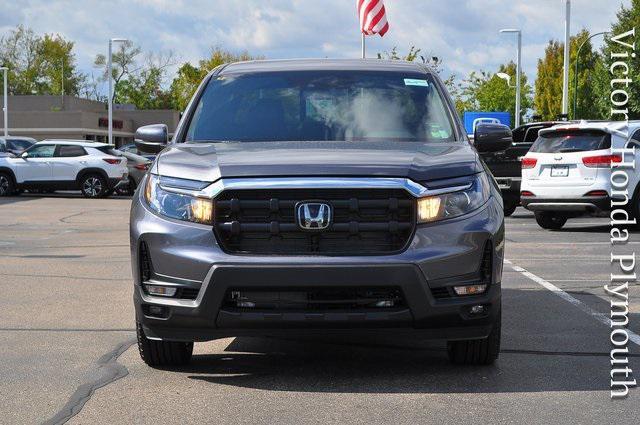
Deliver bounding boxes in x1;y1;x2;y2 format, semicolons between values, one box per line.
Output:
114;53;175;109
534;40;564;120
570;30;602;120
94;43;176;109
169;47;259;111
169;63;203;112
534;30;603;120
94;41;143;104
0;25;84;96
38;34;85;96
458;62;533;125
377;46;456;91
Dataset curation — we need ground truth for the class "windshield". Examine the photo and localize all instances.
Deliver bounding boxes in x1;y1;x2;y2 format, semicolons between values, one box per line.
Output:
530;130;610;153
6;139;34;151
185;70;456;143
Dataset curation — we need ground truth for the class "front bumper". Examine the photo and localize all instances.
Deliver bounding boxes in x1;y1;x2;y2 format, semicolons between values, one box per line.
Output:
130;188;505;342
521;195;610;213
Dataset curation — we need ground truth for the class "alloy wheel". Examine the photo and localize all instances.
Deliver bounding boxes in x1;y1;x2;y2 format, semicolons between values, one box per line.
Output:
83;177;103;197
0;175;9;196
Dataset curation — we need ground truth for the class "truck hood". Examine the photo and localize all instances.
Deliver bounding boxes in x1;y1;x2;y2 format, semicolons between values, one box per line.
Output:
155;141;481;184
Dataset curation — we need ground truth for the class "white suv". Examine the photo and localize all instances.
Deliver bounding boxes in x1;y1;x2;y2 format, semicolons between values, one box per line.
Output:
0;140;128;198
521;121;639;229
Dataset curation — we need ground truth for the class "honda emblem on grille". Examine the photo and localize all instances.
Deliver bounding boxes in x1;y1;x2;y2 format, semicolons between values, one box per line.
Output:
296;202;332;230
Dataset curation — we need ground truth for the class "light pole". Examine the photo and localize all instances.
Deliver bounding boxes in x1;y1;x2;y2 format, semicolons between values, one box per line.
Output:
561;0;571;117
0;67;7;137
500;29;522;128
108;38;128;145
61;58;64;109
573;31;608;119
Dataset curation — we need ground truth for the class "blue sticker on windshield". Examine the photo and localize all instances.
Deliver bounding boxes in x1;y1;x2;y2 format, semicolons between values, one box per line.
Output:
404;78;429;87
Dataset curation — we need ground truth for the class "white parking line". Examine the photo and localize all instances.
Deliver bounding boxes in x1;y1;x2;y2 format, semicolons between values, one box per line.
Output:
504;259;640;347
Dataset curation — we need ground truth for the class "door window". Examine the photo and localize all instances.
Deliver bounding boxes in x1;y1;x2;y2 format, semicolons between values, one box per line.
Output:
27;145;56;158
57;145;87;157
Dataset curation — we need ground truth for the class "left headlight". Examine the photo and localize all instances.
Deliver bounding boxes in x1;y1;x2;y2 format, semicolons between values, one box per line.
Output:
144;174;213;224
417;173;491;223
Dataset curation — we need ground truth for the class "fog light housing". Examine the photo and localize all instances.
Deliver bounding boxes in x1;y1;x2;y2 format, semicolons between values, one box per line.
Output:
374;300;395;308
230;291;256;308
469;305;486;315
142;304;170;319
145;284;177;297
453;284;487;296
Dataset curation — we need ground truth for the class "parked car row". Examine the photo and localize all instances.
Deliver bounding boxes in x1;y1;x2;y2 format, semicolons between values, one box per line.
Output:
0;139;152;198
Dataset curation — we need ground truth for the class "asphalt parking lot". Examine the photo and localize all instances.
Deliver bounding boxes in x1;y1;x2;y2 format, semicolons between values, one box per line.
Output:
1;194;639;424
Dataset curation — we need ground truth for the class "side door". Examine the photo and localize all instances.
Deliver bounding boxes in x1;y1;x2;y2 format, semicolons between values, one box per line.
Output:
51;145;88;182
13;144;55;182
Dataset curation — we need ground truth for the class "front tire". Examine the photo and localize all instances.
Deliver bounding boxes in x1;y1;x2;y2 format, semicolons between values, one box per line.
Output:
0;172;15;197
534;211;567;230
136;321;193;368
80;174;107;198
447;312;501;365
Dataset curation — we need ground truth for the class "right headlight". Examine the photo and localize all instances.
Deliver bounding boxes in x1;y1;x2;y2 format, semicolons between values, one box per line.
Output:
144;174;213;225
417;173;491;223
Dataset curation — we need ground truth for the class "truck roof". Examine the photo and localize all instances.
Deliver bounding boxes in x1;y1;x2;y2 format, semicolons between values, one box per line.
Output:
219;58;433;75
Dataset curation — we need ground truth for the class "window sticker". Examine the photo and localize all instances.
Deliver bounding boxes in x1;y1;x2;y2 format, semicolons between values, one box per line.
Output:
404;78;429;87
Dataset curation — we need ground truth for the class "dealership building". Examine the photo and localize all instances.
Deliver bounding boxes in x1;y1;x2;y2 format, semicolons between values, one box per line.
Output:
0;95;180;148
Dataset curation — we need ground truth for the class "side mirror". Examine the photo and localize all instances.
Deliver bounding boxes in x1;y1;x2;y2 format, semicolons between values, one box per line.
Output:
20;151;29;159
134;124;168;154
473;123;513;153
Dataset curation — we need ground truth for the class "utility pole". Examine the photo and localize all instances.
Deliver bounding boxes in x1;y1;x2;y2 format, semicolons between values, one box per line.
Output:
0;67;7;137
108;38;128;145
500;29;522;128
561;0;571;117
61;59;64;109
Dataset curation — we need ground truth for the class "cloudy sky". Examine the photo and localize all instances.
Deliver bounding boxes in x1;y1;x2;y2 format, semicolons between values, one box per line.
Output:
0;0;628;89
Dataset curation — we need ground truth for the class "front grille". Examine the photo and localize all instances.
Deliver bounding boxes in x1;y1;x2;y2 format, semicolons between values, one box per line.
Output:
430;287;452;299
222;287;405;311
178;287;200;300
213;189;415;255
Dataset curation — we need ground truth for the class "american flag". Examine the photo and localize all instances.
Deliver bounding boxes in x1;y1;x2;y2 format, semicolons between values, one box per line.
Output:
357;0;390;37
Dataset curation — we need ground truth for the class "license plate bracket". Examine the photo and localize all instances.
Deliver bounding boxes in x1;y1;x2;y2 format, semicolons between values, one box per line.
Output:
551;166;569;177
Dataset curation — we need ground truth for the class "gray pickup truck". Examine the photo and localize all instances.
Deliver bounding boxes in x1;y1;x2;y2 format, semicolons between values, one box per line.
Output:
130;59;510;367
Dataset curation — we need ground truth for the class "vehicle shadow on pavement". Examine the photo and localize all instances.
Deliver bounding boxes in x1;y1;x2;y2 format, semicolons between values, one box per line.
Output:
18;192;133;200
183;336;622;394
0;196;43;205
180;288;639;394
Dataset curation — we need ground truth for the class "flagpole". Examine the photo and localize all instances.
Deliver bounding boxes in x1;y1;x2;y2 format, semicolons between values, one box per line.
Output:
361;33;365;59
